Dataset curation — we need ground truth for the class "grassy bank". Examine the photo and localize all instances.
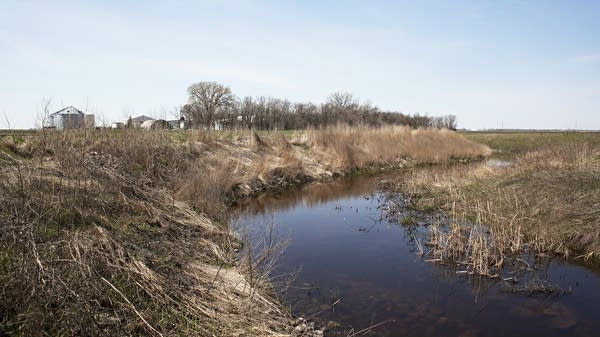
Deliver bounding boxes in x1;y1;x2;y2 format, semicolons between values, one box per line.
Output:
0;126;489;336
393;132;600;276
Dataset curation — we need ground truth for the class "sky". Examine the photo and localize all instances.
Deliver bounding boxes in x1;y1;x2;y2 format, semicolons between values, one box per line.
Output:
1;0;599;130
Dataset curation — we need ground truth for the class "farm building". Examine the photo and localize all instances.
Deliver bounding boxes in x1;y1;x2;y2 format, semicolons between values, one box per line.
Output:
122;115;186;129
130;115;154;128
167;117;187;129
140;119;171;129
47;106;95;130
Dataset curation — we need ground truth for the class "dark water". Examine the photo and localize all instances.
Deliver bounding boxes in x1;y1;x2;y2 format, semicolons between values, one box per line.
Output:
232;174;600;337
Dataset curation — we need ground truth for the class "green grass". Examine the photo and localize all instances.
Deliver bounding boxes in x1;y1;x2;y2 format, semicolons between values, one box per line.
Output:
0;129;36;136
400;216;416;226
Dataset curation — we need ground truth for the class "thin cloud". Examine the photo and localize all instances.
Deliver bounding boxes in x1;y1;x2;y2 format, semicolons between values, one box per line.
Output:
137;57;296;89
572;53;600;64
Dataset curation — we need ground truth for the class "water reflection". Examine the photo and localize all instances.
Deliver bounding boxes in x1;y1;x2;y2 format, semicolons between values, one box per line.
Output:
235;174;385;215
232;173;600;337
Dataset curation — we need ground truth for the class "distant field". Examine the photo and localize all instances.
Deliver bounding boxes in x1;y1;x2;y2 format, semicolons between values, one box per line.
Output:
0;129;36;137
460;130;600;158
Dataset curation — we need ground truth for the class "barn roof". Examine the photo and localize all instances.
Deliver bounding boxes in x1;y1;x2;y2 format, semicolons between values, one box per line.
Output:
50;106;84;116
131;115;154;123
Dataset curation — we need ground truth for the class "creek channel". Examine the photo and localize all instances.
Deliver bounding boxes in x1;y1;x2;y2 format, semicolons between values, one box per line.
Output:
230;171;600;337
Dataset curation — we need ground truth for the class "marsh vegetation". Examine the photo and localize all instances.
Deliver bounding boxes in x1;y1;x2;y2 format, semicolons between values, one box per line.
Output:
388;132;600;278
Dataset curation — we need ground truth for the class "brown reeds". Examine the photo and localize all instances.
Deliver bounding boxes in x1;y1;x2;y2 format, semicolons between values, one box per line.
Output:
307;125;491;169
426;197;524;278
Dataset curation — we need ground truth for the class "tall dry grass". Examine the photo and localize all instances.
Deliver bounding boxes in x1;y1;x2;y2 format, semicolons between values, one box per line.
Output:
426;197;526;278
506;143;600;257
394;134;600;275
307;125;491;169
0;129;295;336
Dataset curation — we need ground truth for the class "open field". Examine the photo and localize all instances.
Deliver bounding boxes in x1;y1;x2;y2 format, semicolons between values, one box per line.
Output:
0;129;36;138
461;131;600;158
391;131;600;276
0;126;489;336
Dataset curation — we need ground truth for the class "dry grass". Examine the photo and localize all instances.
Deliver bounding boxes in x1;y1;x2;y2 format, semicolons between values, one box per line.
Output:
0;130;292;336
426;198;525;278
307;125;491;169
0;126;489;336
392;132;600;275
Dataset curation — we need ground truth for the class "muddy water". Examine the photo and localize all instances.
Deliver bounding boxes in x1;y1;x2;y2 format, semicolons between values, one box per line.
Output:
232;173;600;337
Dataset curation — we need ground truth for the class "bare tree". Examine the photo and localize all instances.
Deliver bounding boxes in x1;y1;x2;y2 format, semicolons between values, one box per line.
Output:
444;115;457;130
429;115;457;130
327;91;356;111
238;97;256;129
34;98;53;129
324;92;358;125
183;81;235;129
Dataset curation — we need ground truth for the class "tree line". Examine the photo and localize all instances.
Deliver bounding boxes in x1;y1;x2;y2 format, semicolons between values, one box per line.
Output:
181;81;457;130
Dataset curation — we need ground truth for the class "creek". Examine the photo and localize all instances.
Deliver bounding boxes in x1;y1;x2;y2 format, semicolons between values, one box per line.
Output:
231;172;600;337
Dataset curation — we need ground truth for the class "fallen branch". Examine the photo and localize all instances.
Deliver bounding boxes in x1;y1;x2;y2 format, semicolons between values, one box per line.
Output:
308;298;341;318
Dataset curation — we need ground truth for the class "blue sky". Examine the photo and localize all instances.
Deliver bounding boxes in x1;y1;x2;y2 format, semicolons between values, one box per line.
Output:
1;0;599;129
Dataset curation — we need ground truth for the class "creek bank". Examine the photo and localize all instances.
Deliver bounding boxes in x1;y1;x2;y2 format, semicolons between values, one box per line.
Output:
227;157;415;204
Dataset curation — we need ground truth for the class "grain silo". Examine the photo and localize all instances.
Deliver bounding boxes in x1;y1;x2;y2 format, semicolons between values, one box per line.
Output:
48;106;94;129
